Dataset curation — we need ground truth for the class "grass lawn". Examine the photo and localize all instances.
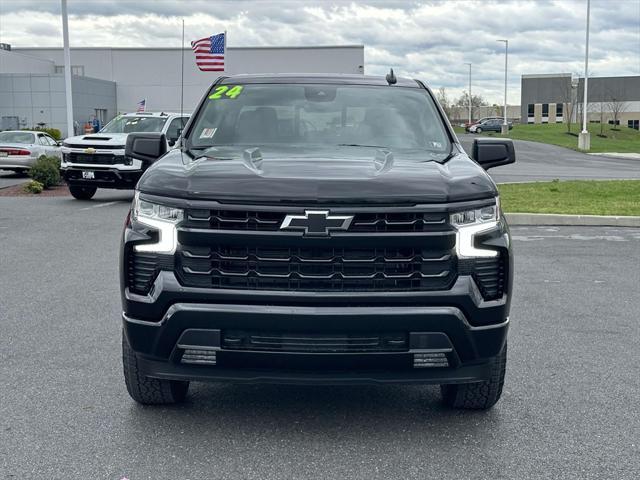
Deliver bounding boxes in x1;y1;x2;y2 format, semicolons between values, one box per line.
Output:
498;180;640;216
477;122;640;153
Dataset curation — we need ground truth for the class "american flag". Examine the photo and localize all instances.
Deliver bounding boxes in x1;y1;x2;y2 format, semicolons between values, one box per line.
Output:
191;33;225;72
136;99;146;112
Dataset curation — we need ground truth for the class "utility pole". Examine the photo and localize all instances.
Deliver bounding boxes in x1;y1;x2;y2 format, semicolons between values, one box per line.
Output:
497;39;509;134
578;0;591;150
465;62;472;125
61;0;74;138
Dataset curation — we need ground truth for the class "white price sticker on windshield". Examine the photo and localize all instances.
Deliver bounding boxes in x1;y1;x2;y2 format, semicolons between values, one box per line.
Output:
199;128;217;139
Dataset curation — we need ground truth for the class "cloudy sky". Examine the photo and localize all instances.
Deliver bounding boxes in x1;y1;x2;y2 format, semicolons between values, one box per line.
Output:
0;0;639;104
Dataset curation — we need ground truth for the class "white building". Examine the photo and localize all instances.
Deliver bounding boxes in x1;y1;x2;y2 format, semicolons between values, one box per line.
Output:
1;45;365;136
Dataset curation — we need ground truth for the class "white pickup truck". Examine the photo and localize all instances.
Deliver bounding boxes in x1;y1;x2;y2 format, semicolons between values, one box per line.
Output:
60;112;189;199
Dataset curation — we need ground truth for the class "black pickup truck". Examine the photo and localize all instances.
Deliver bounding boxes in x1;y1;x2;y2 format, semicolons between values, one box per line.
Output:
120;73;515;409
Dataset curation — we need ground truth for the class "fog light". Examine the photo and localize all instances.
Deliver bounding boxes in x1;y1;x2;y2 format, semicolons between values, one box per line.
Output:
413;352;449;368
181;349;217;365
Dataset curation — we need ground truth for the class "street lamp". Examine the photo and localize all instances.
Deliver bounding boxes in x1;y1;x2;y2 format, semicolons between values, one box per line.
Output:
497;39;508;135
61;0;74;137
464;62;472;125
578;0;591;150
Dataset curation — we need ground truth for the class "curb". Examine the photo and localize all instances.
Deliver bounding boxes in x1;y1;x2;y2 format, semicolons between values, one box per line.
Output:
0;181;27;191
587;152;640;161
505;213;640;227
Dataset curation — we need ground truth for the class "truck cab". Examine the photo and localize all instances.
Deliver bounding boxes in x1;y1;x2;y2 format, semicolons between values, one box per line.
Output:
60;112;189;199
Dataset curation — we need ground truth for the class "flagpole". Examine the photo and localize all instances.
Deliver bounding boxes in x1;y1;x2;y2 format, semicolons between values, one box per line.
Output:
224;30;227;73
180;19;185;118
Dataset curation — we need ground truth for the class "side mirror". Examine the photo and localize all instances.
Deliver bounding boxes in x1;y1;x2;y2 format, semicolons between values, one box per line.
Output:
472;138;516;170
125;133;167;164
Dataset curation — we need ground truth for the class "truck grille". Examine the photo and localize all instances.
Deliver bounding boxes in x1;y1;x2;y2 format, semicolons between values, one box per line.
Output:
176;244;456;292
222;330;408;352
66;152;124;165
184;209;448;233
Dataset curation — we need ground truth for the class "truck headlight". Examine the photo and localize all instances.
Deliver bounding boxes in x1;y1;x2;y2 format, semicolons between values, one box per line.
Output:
451;199;500;258
132;192;183;254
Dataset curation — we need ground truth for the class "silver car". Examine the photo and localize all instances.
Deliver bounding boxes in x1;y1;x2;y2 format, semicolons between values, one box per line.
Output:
0;130;62;174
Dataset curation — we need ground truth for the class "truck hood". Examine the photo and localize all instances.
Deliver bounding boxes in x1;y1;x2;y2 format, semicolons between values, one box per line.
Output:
138;146;498;205
64;133;128;147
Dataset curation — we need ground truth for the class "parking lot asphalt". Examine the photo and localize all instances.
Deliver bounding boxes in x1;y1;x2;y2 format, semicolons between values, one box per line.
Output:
0;170;29;189
458;134;640;183
1;194;639;479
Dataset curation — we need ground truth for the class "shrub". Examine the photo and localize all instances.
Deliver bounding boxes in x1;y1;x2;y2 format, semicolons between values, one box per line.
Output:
29;155;61;188
24;180;44;194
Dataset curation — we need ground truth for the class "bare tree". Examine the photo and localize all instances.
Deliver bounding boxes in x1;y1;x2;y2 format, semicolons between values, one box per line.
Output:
454;91;488;121
597;81;606;136
607;89;628;129
559;78;578;134
436;87;452;120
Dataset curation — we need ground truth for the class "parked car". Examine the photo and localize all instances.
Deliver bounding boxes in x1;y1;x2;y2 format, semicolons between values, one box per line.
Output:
469;118;513;133
60;112;189;200
120;73;516;410
0;130;62;174
464;116;503;132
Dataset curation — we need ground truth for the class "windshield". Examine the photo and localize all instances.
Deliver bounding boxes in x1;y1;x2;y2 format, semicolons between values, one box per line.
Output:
187;83;450;157
100;116;168;134
0;132;35;144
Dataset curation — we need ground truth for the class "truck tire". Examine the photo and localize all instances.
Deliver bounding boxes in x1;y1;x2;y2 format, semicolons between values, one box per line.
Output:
69;185;97;200
440;344;506;410
122;332;189;405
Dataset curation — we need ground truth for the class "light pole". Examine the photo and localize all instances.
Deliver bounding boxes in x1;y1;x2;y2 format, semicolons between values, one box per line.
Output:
61;0;74;137
578;0;591;150
497;39;508;135
464;62;472;125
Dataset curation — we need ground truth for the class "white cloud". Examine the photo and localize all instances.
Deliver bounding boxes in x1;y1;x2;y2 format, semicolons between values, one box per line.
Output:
0;0;638;104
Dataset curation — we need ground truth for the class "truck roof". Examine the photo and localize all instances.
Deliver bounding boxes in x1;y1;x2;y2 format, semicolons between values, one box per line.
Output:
218;73;421;88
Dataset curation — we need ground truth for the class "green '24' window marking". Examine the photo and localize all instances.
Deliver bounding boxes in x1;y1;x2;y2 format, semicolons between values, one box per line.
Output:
209;85;244;100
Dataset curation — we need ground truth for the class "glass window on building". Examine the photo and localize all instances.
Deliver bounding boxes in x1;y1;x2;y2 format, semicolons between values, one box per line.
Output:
628;120;639;130
556;103;563;123
94;109;107;124
54;65;85;76
541;103;549;123
527;104;534;123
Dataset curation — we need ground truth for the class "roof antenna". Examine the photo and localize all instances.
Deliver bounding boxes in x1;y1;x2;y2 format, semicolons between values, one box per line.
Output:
386;68;397;85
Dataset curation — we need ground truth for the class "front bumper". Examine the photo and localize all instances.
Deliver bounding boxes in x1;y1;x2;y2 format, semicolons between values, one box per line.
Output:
61;166;143;189
123;303;508;385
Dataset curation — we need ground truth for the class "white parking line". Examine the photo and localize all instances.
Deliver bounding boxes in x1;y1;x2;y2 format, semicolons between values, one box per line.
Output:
79;201;119;211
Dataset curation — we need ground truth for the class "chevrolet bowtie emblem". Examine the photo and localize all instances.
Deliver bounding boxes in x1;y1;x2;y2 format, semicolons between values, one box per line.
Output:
84;147;96;154
280;210;354;236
